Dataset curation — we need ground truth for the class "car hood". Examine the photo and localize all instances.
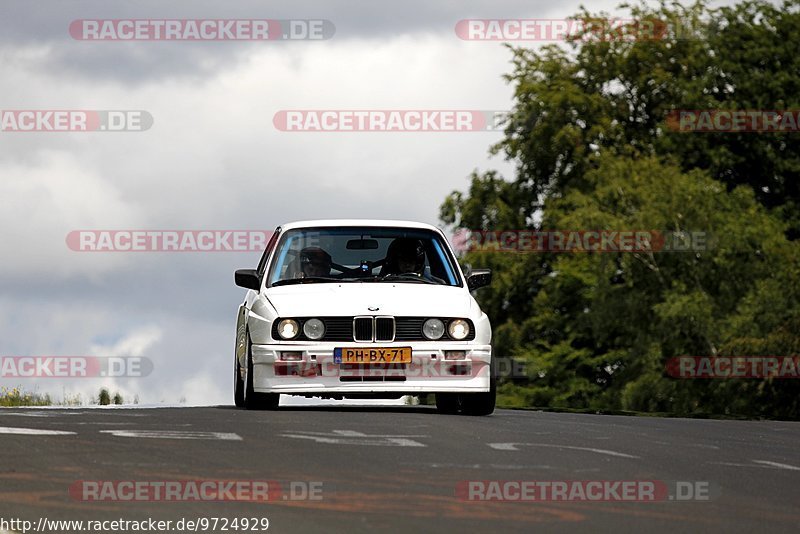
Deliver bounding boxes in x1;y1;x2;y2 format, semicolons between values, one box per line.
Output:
265;282;473;317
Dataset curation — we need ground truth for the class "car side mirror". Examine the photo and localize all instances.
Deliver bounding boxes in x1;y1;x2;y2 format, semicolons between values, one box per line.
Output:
467;269;492;290
234;269;261;290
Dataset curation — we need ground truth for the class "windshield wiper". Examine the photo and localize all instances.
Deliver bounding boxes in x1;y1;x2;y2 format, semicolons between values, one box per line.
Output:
271;277;347;287
379;274;441;285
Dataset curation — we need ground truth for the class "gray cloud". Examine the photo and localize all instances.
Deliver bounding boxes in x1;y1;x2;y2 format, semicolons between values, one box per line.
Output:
0;0;600;83
1;0;768;404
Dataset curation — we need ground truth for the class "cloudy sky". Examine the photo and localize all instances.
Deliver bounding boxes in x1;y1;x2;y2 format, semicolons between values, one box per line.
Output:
0;0;759;405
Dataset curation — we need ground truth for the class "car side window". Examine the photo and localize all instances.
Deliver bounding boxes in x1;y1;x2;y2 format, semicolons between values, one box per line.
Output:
256;227;281;278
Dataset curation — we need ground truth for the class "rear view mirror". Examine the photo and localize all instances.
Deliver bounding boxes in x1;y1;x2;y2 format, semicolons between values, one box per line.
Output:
347;239;379;250
467;269;492;291
234;269;261;290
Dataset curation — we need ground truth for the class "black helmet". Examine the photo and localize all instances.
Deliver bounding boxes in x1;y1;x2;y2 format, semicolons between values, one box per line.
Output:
299;247;331;268
386;238;425;273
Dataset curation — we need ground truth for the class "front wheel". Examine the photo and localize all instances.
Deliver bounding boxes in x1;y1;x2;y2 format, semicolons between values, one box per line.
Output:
435;361;496;416
243;334;280;410
459;382;496;416
234;355;245;408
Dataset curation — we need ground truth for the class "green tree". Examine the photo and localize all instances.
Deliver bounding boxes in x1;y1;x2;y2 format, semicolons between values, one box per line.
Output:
475;0;800;234
442;0;800;418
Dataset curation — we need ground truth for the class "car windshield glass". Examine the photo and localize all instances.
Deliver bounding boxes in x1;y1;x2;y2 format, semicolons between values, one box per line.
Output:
267;226;461;287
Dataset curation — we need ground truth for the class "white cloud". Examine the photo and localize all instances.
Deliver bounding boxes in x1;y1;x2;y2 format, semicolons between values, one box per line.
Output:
88;325;163;357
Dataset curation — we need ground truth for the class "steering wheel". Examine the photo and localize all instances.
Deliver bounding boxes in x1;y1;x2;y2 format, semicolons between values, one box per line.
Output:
380;271;423;280
334;260;384;278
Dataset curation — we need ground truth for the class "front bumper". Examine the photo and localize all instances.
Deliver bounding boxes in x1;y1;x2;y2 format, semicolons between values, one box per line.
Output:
251;342;492;394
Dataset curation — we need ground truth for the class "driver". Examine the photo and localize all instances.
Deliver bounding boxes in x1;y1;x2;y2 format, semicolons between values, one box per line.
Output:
383;238;425;276
299;247;332;278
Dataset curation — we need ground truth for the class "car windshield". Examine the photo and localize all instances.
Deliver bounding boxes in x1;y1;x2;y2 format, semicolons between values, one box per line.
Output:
267;226;461;287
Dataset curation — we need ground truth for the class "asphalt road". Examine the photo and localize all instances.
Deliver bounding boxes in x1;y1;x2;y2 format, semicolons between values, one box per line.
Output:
1;406;798;533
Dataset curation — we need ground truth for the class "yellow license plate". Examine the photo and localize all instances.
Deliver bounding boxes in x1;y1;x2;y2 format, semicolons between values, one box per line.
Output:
334;347;412;364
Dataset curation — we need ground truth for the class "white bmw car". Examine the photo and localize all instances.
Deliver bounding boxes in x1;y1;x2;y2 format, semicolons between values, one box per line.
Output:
233;219;495;415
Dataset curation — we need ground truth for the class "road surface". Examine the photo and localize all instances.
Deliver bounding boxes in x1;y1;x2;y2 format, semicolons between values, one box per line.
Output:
1;406;798;533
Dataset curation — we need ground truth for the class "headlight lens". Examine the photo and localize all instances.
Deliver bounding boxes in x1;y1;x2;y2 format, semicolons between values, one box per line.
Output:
303;318;325;340
422;318;445;340
277;319;300;340
448;319;470;340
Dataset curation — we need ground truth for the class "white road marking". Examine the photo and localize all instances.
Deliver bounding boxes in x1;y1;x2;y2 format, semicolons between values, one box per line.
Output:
489;442;639;458
490;442;521;451
53;422;136;426
281;429;427;447
711;460;800;471
710;462;758;468
0;426;76;436
752;460;800;471
425;463;553;470
99;430;241;440
0;411;83;417
0;412;53;417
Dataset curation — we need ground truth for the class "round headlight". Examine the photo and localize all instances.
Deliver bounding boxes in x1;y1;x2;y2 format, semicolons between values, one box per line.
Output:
277;319;299;340
422;318;445;340
448;319;470;340
303;318;325;340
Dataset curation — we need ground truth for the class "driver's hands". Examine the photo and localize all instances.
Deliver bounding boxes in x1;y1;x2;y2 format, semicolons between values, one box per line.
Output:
381;271;422;278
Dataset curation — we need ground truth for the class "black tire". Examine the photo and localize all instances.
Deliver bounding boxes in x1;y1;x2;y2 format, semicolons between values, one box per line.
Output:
460;374;496;416
234;354;245;408
243;334;280;410
435;393;460;414
435;359;496;416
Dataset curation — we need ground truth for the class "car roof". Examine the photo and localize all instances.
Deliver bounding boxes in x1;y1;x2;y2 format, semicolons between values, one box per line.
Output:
278;219;445;233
